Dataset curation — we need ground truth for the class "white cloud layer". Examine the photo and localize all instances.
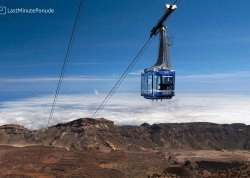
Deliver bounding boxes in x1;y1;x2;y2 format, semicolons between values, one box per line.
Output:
0;92;250;130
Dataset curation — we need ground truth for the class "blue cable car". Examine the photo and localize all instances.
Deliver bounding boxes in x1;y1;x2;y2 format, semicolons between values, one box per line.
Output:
141;4;177;100
141;70;175;99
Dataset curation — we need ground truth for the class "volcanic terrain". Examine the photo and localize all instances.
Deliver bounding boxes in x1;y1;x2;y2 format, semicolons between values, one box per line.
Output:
1;118;250;177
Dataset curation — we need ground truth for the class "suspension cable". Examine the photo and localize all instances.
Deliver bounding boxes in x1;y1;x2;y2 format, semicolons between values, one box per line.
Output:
47;0;84;127
173;0;180;5
91;1;180;118
91;36;155;118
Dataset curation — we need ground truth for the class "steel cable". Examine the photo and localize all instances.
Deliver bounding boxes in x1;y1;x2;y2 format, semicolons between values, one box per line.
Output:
91;36;155;118
47;0;84;127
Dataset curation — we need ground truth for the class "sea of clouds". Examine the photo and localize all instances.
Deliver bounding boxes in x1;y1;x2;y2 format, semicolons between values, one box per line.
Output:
0;92;250;130
1;70;250;129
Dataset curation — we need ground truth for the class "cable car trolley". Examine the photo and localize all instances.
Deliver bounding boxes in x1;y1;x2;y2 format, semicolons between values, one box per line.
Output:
141;4;177;100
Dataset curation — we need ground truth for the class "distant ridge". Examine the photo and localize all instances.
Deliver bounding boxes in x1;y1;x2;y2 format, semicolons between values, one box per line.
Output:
0;118;250;151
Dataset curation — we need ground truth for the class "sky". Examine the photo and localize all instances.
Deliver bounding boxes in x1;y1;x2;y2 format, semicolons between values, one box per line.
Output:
0;0;250;129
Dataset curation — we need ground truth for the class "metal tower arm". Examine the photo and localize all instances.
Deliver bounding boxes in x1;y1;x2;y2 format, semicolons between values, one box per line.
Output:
150;4;177;37
145;26;171;72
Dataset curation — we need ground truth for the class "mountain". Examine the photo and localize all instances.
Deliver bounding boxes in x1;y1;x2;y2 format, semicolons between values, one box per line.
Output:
1;118;250;151
1;118;250;177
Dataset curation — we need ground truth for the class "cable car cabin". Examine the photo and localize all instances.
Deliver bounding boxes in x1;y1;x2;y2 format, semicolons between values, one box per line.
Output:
141;70;175;100
141;4;177;100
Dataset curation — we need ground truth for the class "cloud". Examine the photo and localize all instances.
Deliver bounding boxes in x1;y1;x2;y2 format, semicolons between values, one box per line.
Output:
176;71;250;92
177;71;250;79
128;70;250;79
0;92;250;130
0;76;118;83
129;70;143;75
0;71;250;129
0;61;127;69
94;89;100;96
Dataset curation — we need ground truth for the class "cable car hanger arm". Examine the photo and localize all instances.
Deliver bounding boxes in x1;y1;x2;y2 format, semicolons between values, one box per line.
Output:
150;4;177;37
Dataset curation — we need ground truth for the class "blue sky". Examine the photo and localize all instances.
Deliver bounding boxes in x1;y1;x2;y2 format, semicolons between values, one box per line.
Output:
0;0;250;128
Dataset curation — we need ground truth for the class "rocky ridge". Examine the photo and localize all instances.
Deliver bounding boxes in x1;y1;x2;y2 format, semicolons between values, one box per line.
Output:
1;118;250;177
1;118;250;151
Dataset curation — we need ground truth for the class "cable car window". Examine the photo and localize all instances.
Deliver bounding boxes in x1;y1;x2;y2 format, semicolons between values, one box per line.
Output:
153;75;157;90
162;76;173;84
157;76;161;90
158;75;173;90
147;75;152;90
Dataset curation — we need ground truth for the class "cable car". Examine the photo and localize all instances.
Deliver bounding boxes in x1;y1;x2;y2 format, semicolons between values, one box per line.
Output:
141;4;177;100
141;26;175;99
141;70;175;99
